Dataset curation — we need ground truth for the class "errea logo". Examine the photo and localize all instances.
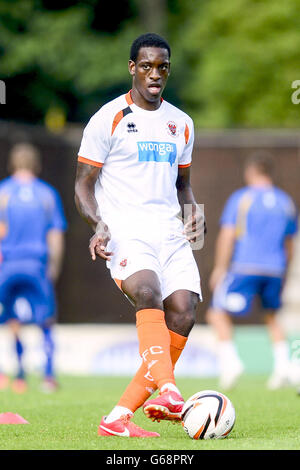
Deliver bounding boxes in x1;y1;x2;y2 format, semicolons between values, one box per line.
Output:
127;122;138;133
137;141;177;166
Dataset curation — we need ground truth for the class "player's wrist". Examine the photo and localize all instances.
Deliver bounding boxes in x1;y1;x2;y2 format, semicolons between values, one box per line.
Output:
94;220;110;236
90;218;103;233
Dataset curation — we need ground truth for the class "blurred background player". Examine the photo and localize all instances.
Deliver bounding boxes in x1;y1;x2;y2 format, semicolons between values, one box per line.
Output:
206;151;299;390
0;142;67;393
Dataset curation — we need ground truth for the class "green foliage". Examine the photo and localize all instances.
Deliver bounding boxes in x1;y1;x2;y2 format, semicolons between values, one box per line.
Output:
1;0;300;127
173;0;300;128
0;0;140;121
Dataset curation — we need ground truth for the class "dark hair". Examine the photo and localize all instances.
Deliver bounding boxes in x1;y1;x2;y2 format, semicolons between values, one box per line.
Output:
244;150;274;177
130;33;171;62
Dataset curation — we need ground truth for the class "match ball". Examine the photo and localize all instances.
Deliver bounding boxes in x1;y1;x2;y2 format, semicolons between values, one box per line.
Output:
181;390;235;440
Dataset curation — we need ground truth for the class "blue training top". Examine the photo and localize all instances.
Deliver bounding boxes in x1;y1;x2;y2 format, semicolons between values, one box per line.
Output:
220;185;298;276
0;176;67;264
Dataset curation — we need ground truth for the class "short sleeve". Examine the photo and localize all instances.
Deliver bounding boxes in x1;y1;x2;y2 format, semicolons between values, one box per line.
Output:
284;197;298;237
78;110;111;167
178;119;194;168
0;185;10;222
220;191;241;227
48;188;67;232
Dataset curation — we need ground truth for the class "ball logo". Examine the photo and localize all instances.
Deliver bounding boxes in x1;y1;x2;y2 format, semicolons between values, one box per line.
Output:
119;258;127;268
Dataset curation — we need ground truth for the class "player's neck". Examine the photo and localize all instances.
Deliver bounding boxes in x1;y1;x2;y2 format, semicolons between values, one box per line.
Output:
12;170;36;183
130;88;162;111
247;176;273;188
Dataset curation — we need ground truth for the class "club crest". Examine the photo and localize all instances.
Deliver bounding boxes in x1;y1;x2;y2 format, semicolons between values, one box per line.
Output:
166;121;178;137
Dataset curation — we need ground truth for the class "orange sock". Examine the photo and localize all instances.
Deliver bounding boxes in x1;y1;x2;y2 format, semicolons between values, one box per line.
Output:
118;326;188;412
136;308;175;391
169;329;188;366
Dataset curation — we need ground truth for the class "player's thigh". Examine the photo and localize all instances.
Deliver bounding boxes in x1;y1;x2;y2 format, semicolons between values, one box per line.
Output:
121;269;163;311
0;274;23;323
160;239;201;302
37;276;56;320
109;238;163;310
15;276;55;325
212;273;257;316
260;276;283;311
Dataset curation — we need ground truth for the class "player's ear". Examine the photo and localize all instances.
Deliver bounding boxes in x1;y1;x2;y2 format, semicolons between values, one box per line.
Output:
128;60;135;76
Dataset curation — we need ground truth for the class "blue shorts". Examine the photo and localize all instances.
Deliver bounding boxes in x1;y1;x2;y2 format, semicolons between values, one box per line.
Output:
211;272;284;316
0;260;56;325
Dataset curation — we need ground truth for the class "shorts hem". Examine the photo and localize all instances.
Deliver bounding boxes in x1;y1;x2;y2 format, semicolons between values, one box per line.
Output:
110;267;161;284
162;285;202;302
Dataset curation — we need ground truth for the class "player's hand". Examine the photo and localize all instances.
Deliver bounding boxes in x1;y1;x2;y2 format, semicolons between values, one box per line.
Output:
89;222;113;261
183;207;206;244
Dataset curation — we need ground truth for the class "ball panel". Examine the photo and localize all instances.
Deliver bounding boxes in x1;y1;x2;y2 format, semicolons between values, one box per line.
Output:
183;401;211;438
194;414;211;440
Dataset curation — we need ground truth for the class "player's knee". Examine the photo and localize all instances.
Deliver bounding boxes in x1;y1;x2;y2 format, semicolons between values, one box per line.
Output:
166;307;195;336
135;285;163;310
181;309;195;333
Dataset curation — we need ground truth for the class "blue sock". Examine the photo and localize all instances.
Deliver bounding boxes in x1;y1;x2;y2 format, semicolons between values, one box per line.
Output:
15;336;25;379
42;326;55;378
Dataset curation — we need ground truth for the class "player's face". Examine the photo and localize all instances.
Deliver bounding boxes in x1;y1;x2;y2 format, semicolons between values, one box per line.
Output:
129;47;170;109
244;165;260;185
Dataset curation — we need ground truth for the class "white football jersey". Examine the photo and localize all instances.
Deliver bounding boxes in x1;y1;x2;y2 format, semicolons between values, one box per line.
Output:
78;91;194;242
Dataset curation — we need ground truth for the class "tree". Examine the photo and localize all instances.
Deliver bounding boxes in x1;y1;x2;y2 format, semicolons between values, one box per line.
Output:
173;0;300;128
1;0;299;128
0;0;140;123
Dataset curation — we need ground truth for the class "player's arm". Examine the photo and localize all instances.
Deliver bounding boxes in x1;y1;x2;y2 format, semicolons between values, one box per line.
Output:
285;236;294;266
283;235;295;283
283;200;298;281
0;192;9;240
0;220;7;240
47;229;65;282
176;166;206;243
74;162;112;261
209;225;236;291
281;236;295;288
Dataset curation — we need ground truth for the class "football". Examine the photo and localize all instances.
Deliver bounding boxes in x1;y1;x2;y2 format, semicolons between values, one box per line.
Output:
181;390;235;440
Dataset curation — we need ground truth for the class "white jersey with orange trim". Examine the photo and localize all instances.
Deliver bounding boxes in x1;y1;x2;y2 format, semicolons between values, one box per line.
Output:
78;91;201;299
78;91;194;243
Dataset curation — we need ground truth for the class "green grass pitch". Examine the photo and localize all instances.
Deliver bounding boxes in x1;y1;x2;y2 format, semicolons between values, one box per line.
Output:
0;375;300;450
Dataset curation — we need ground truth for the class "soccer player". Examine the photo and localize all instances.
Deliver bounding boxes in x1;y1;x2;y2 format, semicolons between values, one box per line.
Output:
206;151;299;390
0;143;67;393
75;33;205;437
